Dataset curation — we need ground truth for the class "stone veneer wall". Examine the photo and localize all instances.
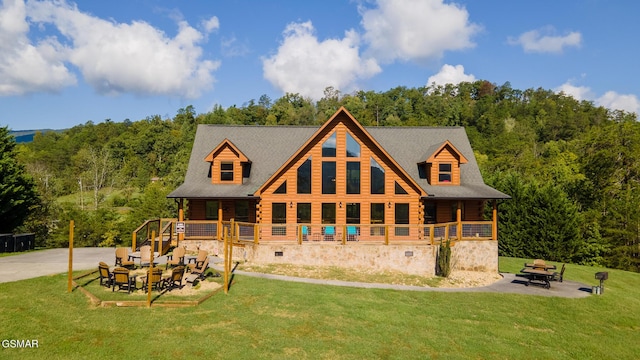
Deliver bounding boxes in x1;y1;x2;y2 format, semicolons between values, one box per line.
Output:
179;240;498;276
450;240;498;272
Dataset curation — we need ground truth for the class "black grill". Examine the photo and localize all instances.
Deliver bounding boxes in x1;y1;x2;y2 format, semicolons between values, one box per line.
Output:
595;272;608;280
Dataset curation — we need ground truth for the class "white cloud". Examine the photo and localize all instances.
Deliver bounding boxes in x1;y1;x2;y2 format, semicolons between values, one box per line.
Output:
27;0;220;98
427;64;476;87
202;16;219;33
597;91;640;114
262;21;381;100
556;81;593;101
1;0;220;98
0;0;76;95
508;26;581;54
360;0;480;63
556;81;639;114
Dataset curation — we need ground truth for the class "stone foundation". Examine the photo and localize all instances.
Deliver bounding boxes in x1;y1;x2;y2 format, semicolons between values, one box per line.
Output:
179;240;498;276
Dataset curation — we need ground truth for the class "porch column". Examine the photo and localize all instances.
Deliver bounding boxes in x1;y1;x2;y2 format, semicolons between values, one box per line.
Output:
492;200;498;241
217;204;223;240
456;200;462;240
178;199;184;242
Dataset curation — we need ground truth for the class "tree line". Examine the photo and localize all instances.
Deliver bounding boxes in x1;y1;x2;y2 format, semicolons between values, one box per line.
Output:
2;80;639;272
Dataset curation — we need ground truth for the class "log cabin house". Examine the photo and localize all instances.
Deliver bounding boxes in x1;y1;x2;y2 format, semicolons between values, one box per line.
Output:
166;107;509;275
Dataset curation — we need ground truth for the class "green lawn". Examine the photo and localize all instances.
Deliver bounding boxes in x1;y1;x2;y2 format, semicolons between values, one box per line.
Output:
0;258;638;359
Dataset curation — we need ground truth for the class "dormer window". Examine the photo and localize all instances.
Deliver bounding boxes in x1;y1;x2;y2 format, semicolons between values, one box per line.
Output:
424;141;467;185
205;139;250;185
220;162;234;181
438;163;452;183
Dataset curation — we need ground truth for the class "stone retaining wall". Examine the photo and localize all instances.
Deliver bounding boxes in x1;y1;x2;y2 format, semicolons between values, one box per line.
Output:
180;239;498;276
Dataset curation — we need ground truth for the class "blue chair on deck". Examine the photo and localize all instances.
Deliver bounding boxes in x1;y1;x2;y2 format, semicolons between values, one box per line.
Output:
324;226;335;241
346;226;359;241
301;226;309;241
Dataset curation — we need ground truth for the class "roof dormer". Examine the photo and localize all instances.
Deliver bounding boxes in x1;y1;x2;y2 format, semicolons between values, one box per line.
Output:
204;139;251;185
422;140;468;185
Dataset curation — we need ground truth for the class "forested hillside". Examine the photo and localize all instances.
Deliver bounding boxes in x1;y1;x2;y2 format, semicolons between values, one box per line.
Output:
9;80;640;272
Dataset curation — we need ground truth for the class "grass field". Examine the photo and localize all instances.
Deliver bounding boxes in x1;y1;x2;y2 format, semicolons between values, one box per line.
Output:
0;257;638;359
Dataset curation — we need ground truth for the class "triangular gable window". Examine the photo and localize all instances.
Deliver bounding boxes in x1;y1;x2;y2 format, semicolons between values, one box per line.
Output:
274;181;287;194
394;181;408;194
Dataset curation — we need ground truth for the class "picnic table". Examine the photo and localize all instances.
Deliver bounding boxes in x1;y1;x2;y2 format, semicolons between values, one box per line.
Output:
523;262;557;271
520;267;555;289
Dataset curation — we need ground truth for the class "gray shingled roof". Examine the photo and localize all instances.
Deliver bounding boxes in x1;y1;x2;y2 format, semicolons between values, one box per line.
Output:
168;124;510;200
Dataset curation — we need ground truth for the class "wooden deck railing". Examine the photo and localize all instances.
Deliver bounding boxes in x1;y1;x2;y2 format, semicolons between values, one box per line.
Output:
150;219;495;245
131;218;175;255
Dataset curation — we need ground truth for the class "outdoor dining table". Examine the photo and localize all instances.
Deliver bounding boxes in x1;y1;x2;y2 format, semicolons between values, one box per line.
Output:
520;267;555;289
523;263;557;271
128;251;160;266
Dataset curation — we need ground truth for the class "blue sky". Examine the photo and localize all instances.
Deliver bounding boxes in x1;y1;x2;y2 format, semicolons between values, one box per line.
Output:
2;0;639;130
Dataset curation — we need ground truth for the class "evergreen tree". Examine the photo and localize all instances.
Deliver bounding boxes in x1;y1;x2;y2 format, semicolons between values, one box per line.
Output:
0;127;40;233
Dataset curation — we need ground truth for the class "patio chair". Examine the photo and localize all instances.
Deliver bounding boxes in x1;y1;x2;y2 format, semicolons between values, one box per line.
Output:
112;267;136;293
186;257;210;284
163;266;186;291
115;247;135;269
139;245;152;267
552;264;566;282
187;249;208;271
324;226;335;241
140;268;164;292
98;262;113;288
166;247;186;269
346;226;359;241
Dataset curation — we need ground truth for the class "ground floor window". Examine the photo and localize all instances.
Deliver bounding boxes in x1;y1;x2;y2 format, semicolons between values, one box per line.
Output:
370;203;385;236
424;202;436;224
205;201;219;220
346;203;360;224
235;200;249;223
395;203;409;236
272;203;287;236
297;203;311;223
322;203;336;224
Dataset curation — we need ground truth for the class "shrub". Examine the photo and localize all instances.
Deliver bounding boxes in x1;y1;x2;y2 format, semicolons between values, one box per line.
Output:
436;240;452;277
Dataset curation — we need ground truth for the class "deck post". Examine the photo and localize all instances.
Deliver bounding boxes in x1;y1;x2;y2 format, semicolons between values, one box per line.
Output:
429;225;434;245
223;227;229;294
67;220;74;293
457;200;462;240
178;199;184;243
384;225;389;245
492;200;498;241
254;224;259;244
147;230;155;307
217;206;223;240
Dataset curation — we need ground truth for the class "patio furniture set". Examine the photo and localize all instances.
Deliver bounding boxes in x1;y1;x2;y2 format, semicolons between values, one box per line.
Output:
520;259;565;289
98;248;212;293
